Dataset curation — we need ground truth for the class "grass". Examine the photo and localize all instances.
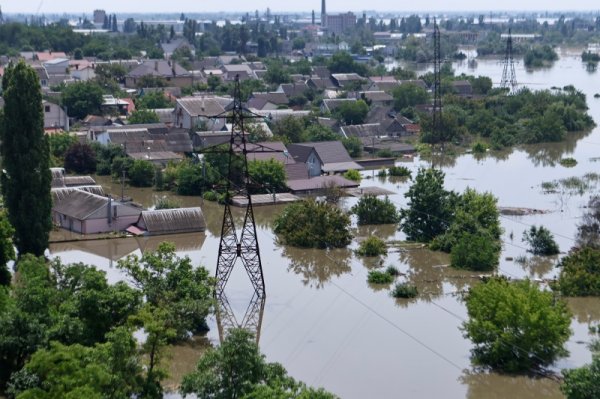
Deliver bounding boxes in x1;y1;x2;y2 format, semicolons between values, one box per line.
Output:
391;282;418;298
367;270;395;285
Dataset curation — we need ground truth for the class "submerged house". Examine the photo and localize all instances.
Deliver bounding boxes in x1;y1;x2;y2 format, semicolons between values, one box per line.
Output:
52;190;142;234
128;208;206;236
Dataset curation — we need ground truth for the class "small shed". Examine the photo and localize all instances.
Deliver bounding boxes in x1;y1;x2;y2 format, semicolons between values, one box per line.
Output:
132;207;206;236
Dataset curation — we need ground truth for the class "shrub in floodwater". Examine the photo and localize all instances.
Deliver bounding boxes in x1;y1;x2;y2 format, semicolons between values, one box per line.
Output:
154;197;181;210
343;169;362;182
471;141;488;154
202;191;218;202
367;269;394;284
377;168;387;177
559;158;578;167
555;246;600;296
387;165;411;177
356;236;388;257
541;181;559;192
450;232;499;271
385;266;400;276
522;225;560;255
351;195;400;225
391;282;418;298
594;93;600;98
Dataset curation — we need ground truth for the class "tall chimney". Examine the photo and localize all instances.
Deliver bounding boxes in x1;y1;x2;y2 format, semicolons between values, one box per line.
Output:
154;60;159;72
321;0;326;28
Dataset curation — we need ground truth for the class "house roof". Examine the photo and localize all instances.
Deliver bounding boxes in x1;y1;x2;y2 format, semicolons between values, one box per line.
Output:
287;175;359;192
322;98;356;113
308;77;337;90
294;141;354;164
251;92;289;105
128;151;183;162
285;163;309;181
53;190;109;220
127;60;189;78
137;208;206;235
341;123;382;138
63;176;97;187
360;91;393;102
176;97;226;117
279;82;309;98
35;51;67;62
321;161;363;173
161;38;192;55
286;143;320;164
331;73;364;83
245;141;294;164
311;66;331;79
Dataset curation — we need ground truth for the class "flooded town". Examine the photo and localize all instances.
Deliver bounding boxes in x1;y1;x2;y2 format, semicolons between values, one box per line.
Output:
1;1;600;398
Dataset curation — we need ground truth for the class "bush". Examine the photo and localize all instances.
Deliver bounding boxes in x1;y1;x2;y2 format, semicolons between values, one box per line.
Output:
367;270;394;284
377;168;387;177
63;142;97;174
562;355;600;399
386;266;400;276
450;232;499;271
559;158;578;167
343;169;361;182
202;191;218;202
462;277;571;372
522;225;560;255
356;236;387;256
154;197;181;210
128;159;155;187
555;246;600;296
387;165;411;177
351;195;399;225
273;200;352;249
471;141;488;154
391;282;418;298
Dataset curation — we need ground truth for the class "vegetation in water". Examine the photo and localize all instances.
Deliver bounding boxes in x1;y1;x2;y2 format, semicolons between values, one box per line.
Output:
522;225;560;255
524;45;559;68
559;158;578;167
387;165;412;177
351;195;400;225
356;236;388;257
367;269;395;284
561;325;600;399
274;199;352;249
391;282;418;298
154;197;181;210
555;247;600;296
343;169;362;183
462;277;571;373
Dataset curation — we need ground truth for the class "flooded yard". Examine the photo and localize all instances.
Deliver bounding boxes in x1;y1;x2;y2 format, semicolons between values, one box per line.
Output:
49;49;600;398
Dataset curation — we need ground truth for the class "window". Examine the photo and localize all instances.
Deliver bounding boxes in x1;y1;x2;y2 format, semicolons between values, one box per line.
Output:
44;105;51;113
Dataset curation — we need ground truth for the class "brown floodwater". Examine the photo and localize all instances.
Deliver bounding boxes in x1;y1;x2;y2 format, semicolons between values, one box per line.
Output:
49;49;600;398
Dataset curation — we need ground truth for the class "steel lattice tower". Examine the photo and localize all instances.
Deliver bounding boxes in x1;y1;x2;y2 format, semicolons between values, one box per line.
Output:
501;29;518;92
216;292;265;344
215;77;265;301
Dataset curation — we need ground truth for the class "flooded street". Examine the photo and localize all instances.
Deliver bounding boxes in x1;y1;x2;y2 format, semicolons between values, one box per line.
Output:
49;49;600;398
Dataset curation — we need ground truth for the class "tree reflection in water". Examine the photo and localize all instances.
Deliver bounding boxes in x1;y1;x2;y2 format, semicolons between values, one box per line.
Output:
281;246;352;289
514;255;557;279
461;371;563;399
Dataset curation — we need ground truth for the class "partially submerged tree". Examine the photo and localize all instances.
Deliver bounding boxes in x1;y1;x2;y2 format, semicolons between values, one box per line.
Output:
351;195;400;225
555;246;600;296
522;225;560;255
0;61;52;256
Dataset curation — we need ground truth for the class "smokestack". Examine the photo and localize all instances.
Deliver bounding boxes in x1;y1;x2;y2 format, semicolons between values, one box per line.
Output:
321;0;326;28
154;60;159;72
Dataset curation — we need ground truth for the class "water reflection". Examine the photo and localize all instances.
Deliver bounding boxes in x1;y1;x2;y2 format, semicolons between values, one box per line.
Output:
566;297;600;325
522;130;590;167
282;246;352;289
514;255;557;279
461;371;563;399
216;291;265;344
355;224;398;241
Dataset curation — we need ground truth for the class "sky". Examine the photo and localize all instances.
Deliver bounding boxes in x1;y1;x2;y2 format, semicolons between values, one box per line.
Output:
3;0;600;14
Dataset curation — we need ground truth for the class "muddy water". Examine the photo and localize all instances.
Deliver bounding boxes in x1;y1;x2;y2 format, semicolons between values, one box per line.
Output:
48;50;600;398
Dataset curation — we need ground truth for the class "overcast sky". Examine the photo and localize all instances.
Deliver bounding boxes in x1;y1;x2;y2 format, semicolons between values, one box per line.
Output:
3;0;600;14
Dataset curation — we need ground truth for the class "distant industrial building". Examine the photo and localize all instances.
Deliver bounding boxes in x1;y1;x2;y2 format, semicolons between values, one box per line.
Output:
93;9;106;24
320;0;356;35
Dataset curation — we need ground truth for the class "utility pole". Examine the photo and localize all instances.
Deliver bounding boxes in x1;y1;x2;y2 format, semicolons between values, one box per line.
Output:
431;18;442;168
500;28;518;92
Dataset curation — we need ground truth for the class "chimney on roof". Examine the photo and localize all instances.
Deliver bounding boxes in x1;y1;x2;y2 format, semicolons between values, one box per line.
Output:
154;60;159;72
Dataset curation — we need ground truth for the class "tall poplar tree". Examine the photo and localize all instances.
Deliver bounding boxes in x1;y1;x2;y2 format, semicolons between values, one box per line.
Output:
0;61;52;257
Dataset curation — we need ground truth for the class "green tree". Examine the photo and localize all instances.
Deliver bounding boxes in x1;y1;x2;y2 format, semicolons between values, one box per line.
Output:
0;61;52;257
522;225;560;255
341;136;362;158
450;232;499;271
462;277;571;372
248;159;287;194
63;142;97;174
399;168;453;242
351;195;400;225
274;200;352;249
555;246;600;296
334;100;369;125
561;326;600;399
263;61;291;85
135;91;173;109
61;81;104;120
343;169;361;182
356;236;387;256
272;116;306;143
128;159;155;187
48;133;78;160
328;51;368;76
392;83;430;111
181;328;338;399
128;109;160;124
117;242;214;340
0;211;15;286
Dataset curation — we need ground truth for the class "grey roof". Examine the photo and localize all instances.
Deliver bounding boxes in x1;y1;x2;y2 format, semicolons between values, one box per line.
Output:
311;66;331;79
128;151;183;162
360;91;393;102
63;176;97;187
331;73;365;83
161;38;192;55
108;123;169;135
322;161;363;172
246;141;294;164
322;98;356;113
127;60;189;78
137;208;206;235
287;175;359;192
53;190;109;220
341;123;382;138
162;130;193;152
251;92;289;105
280;82;309;98
294;141;354;164
286;144;320;164
307;77;337;90
285;163;309;181
176;97;226;117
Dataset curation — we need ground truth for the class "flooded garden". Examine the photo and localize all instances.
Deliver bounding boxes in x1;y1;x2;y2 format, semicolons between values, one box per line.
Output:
49;49;600;398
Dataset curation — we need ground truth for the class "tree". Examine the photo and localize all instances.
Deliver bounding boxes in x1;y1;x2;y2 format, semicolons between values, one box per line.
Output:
272;115;306;143
342;136;362;158
48;133;78;161
356;236;387;256
135;91;173;109
392;83;430;111
263;61;290;85
555;246;600;296
248;159;287;194
334;100;369;125
450;232;499;271
328;51;367;75
351;195;400;225
117;242;214;340
522;225;560;255
128;109;160;124
61;81;104;120
561;326;600;399
0;211;15;286
0;61;52;257
462;277;571;372
274;200;352;249
181;328;338;399
399;168;453;242
64;142;97;174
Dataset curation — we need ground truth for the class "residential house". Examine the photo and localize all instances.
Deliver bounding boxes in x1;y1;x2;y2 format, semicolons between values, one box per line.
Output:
278;82;310;98
452;80;474;96
321;98;356;114
287;141;363;176
128;208;206;236
32;64;49;88
125;60;192;88
173;96;227;130
220;64;256;81
43;100;69;131
331;73;366;89
368;76;400;92
101;95;130;116
161;38;194;59
358;91;393;105
71;63;96;81
43;58;69;75
367;106;420;136
52;189;142;234
340;123;382;139
307;76;337;91
247;92;289;110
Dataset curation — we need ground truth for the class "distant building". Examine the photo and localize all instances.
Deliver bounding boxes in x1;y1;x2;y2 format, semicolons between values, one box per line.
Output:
43;100;69;131
325;12;356;35
321;0;327;28
93;9;106;24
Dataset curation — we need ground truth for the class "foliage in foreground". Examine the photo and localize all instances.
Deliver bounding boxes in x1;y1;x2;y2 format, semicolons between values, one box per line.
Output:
274;200;352;249
522;225;560;255
561;326;600;399
351;195;400;225
357;237;388;257
181;328;338;399
555;246;600;296
462;277;571;373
